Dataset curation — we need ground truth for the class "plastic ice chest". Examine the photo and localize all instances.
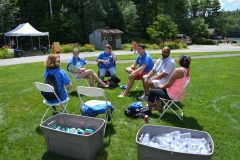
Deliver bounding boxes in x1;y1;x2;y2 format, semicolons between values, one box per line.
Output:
40;114;105;160
136;124;214;160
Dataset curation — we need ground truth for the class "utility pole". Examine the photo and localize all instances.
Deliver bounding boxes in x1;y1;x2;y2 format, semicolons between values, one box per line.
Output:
49;0;53;19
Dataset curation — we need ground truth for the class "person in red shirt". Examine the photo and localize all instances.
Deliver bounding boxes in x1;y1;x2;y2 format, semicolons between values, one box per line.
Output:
132;41;137;54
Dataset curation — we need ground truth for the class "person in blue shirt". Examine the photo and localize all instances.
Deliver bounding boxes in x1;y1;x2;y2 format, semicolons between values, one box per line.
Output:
44;54;72;113
118;43;154;97
67;49;109;88
96;44;117;81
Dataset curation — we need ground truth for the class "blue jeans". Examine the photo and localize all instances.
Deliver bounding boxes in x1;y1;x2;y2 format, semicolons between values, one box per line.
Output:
99;67;116;80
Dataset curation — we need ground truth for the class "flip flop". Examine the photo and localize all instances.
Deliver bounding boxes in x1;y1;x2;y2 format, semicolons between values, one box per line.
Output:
118;94;126;98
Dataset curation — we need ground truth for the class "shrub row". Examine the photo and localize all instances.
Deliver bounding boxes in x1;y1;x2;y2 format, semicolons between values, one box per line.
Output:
0;48;14;59
192;38;217;45
122;42;187;50
60;44;95;53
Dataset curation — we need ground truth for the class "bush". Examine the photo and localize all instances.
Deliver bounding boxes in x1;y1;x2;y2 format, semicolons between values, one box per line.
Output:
160;42;187;49
151;44;160;50
0;48;14;59
192;38;216;45
60;44;95;53
78;44;95;52
60;45;74;53
122;43;132;50
145;44;151;49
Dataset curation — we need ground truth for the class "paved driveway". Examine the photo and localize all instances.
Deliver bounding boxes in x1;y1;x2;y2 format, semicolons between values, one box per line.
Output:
0;44;239;66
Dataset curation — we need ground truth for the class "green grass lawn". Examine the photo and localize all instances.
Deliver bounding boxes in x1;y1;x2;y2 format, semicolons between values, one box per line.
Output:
0;57;240;159
84;51;240;61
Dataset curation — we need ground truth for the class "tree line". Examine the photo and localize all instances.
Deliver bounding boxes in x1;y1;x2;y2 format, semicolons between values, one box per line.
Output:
0;0;240;45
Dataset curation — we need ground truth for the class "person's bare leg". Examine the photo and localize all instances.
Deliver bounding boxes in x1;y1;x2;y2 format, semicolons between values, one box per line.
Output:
126;67;133;74
119;77;135;97
142;78;147;94
147;101;154;111
88;74;94;87
78;69;108;87
155;100;161;110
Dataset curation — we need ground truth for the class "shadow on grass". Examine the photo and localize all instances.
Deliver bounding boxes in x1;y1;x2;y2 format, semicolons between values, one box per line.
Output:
128;90;144;100
36;126;43;135
68;90;78;97
160;101;185;110
42;152;75;160
151;112;203;131
42;150;109;160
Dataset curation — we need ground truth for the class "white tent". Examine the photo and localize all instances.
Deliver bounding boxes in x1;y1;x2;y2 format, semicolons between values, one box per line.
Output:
4;22;50;49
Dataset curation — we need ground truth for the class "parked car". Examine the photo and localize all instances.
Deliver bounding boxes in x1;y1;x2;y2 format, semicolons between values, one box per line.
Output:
166;34;192;45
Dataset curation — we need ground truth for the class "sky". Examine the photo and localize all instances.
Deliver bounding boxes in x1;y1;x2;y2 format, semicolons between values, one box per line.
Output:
220;0;240;11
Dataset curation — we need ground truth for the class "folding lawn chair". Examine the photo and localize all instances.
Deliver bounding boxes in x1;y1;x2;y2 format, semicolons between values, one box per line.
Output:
134;80;141;90
70;73;89;87
97;61;116;80
159;79;190;120
34;82;70;123
76;86;112;135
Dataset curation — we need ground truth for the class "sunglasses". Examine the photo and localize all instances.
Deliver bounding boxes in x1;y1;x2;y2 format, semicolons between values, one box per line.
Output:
162;51;168;53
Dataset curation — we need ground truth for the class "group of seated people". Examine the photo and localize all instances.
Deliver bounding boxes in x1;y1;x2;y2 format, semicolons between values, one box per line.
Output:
43;43;191;113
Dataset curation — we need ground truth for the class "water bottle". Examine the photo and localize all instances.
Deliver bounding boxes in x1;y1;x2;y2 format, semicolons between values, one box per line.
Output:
170;131;181;138
77;128;84;134
66;128;70;133
70;128;77;134
165;133;173;144
85;128;94;134
55;126;61;131
61;128;66;132
141;133;150;145
180;132;191;139
200;147;208;154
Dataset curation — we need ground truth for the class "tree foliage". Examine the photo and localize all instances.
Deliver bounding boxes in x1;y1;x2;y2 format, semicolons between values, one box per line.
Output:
146;14;178;44
122;1;139;37
0;0;239;45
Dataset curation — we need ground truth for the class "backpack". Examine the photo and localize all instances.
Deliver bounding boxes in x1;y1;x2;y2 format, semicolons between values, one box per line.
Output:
98;76;121;88
124;107;152;118
41;69;61;100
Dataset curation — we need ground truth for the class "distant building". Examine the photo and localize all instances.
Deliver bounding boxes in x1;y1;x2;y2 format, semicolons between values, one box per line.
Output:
89;29;124;50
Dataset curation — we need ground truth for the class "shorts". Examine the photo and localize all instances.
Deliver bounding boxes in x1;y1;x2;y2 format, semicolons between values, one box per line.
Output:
143;74;164;88
72;73;78;79
134;72;148;80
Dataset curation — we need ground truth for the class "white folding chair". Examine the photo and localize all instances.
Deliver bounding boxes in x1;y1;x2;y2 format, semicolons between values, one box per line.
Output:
71;73;89;87
76;86;112;135
159;79;190;120
134;80;141;90
34;82;70;123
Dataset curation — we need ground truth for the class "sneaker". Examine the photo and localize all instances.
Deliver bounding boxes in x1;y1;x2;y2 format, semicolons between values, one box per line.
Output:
138;93;148;101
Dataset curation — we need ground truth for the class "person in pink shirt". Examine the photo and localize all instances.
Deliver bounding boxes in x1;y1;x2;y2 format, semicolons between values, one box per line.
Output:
147;55;191;111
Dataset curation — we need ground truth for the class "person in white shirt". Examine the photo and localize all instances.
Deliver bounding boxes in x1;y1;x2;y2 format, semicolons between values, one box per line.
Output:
138;47;176;100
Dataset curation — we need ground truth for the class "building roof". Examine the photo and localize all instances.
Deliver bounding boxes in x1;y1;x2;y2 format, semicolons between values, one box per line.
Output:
96;29;124;34
208;28;216;35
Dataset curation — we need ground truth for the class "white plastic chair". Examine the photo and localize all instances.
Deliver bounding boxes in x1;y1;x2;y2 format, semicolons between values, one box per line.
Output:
34;82;70;123
159;79;190;120
76;86;112;135
70;73;89;87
